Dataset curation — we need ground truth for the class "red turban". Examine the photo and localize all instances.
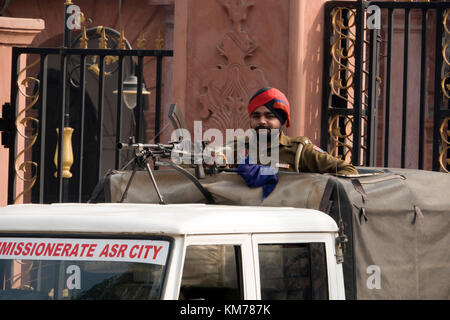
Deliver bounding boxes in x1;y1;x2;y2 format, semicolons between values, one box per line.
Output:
248;87;291;127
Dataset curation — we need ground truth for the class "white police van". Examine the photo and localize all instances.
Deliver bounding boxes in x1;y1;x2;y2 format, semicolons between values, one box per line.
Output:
0;203;345;300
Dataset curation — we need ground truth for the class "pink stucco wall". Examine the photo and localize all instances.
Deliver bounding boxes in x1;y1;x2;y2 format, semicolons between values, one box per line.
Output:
286;0;327;143
172;0;328;146
0;17;45;206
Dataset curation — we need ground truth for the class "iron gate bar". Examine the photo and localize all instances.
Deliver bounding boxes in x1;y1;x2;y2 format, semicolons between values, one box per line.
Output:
401;8;411;169
418;8;428;170
154;55;164;171
327;108;368;117
135;55;144;142
114;56;124;171
352;0;365;166
320;3;333;152
370;2;450;10
96;55;105;184
384;8;394;167
12;47;173;57
155;55;163;144
433;7;443;171
57;53;67;203
63;1;72;48
37;55;48;204
7;50;18;205
327;1;450;10
77;54;87;203
367;26;380;167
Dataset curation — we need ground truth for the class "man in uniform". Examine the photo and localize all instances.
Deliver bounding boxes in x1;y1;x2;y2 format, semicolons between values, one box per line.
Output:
225;87;358;176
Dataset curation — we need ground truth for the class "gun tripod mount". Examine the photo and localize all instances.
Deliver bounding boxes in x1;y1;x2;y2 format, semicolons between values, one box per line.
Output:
117;141;216;205
117;142;171;204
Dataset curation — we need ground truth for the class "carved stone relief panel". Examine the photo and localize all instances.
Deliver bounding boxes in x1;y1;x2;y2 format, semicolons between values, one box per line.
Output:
185;0;289;135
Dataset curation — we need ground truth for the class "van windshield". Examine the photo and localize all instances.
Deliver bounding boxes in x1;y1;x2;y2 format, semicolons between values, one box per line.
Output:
0;237;171;300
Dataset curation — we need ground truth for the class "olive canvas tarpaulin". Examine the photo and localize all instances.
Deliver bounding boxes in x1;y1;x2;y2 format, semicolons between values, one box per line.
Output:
341;168;450;300
89;167;450;299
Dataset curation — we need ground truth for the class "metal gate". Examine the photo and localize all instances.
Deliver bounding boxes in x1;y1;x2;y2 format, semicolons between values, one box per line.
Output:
322;0;450;172
1;45;172;205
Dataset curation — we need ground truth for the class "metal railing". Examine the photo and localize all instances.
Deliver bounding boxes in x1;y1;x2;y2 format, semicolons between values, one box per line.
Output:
4;47;173;204
322;0;450;172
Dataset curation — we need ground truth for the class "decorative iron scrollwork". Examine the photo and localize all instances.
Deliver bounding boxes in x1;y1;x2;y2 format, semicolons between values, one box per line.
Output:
439;117;450;173
328;6;372;165
440;10;450;172
329;8;355;160
329;7;371;163
328;115;354;162
14;56;41;204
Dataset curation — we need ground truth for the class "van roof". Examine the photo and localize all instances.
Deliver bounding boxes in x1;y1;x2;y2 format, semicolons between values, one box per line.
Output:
0;203;338;236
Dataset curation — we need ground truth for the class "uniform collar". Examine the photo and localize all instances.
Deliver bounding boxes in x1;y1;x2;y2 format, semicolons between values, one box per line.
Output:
279;131;290;146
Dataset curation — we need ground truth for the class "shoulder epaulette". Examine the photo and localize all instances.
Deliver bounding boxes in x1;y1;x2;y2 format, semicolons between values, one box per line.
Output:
291;136;311;145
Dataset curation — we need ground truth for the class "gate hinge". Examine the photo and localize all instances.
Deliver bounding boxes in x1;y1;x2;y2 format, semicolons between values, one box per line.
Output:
0;102;12;148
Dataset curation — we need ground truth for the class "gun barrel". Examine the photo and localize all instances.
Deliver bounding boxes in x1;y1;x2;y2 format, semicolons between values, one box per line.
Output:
117;142;173;150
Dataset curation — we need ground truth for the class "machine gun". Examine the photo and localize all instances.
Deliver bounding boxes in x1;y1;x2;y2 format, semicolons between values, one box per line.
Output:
116;138;223;205
115;104;236;204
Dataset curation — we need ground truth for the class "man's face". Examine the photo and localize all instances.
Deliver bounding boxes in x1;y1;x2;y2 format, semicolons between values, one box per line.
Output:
249;106;282;131
249;106;282;145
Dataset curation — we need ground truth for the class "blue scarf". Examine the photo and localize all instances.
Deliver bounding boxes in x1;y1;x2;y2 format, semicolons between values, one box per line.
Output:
237;155;278;201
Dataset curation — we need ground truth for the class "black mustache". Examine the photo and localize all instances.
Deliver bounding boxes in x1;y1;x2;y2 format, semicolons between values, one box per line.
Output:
254;126;271;132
